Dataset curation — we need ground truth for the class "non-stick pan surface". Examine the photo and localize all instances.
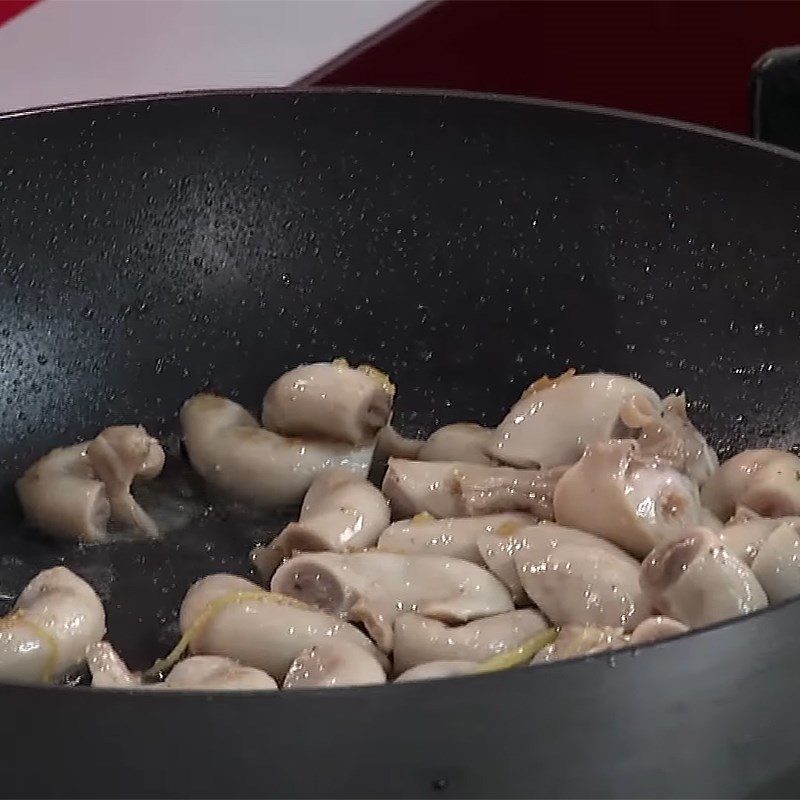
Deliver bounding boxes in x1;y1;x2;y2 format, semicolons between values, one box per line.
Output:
1;90;799;798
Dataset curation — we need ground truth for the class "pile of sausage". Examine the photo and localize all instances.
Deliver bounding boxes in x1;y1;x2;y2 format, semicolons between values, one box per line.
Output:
5;361;800;690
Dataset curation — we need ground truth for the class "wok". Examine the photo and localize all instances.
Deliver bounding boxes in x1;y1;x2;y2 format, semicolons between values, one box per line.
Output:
1;89;800;799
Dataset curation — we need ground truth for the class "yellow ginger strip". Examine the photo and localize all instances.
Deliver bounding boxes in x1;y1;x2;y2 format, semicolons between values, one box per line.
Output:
331;358;394;395
143;589;312;680
523;367;576;398
475;628;557;674
357;363;395;396
496;520;526;538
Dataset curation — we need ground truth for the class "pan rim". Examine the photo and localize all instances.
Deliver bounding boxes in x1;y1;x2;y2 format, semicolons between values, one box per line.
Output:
1;85;799;166
5;588;794;696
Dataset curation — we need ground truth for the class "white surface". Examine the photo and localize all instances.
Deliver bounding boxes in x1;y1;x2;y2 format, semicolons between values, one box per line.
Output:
0;0;420;113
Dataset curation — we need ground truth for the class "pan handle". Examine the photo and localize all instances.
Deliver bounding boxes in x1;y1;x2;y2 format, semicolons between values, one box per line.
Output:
750;46;800;150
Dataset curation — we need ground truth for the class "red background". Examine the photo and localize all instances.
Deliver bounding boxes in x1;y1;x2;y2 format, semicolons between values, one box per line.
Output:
0;0;34;26
2;0;798;134
314;0;800;134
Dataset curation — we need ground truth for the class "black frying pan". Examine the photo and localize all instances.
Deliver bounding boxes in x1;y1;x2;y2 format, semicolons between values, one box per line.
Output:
1;89;800;799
